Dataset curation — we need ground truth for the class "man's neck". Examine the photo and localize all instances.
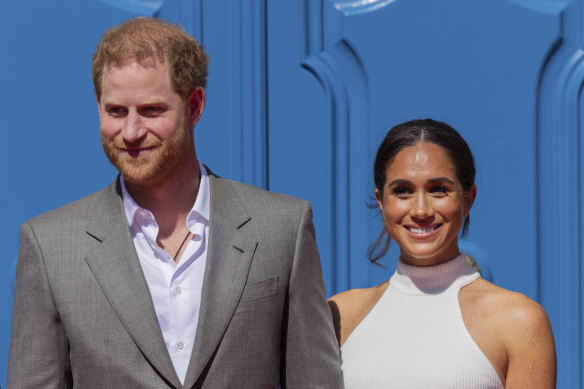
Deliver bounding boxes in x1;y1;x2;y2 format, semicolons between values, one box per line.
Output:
125;155;201;237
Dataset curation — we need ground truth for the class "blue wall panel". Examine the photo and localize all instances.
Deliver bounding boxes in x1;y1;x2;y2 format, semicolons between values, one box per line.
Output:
267;0;339;296
537;0;584;383
1;0;583;387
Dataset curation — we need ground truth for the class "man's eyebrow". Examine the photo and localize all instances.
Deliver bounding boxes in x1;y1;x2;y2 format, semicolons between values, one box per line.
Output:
102;99;122;106
139;100;167;106
102;98;167;105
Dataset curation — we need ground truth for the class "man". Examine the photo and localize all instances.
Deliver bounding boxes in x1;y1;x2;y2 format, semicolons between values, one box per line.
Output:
8;17;343;388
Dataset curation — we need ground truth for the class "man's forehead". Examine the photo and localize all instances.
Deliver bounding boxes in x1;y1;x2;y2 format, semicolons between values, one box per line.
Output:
104;56;165;72
100;58;172;88
100;60;175;104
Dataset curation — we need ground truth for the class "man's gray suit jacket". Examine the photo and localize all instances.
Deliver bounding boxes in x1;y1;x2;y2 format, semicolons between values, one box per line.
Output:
8;171;344;388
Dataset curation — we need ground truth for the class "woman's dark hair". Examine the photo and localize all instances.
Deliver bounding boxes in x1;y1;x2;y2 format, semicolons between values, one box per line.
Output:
368;118;476;264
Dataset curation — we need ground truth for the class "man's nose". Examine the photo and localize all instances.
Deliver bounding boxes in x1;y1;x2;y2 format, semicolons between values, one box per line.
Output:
122;111;145;143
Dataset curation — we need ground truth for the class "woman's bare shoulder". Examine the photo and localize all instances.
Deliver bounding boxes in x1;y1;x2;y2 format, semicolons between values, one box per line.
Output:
328;281;389;347
462;278;549;322
461;279;556;387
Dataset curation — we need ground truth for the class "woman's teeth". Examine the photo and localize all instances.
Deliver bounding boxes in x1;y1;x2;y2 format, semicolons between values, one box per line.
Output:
409;226;438;234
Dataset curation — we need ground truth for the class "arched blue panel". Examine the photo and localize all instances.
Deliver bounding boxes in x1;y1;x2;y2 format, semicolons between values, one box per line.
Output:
301;41;370;293
267;0;349;295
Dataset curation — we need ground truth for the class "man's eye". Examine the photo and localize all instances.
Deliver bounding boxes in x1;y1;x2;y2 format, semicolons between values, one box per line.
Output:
107;107;126;117
141;106;164;116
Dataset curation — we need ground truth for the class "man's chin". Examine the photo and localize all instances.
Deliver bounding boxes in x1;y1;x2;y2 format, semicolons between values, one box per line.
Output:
120;171;161;187
114;161;162;188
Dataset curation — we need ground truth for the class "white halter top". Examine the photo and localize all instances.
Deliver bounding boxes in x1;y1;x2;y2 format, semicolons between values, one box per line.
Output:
341;254;504;388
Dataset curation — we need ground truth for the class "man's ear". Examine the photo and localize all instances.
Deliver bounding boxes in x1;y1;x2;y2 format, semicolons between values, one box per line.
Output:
187;87;205;126
96;96;102;122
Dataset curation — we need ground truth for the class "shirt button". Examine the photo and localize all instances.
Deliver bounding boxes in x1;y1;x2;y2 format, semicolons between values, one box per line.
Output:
175;286;183;295
177;341;184;349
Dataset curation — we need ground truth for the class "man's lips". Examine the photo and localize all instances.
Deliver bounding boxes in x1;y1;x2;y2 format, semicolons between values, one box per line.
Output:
122;147;155;157
404;224;443;238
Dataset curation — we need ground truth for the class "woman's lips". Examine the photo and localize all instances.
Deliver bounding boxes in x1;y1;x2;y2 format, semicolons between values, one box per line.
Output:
404;224;443;239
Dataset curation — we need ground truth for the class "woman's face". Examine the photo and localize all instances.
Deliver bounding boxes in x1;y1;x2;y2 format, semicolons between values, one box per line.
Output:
375;142;476;267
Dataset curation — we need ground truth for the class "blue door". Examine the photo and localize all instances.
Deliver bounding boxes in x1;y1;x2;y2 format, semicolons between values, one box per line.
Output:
1;0;582;387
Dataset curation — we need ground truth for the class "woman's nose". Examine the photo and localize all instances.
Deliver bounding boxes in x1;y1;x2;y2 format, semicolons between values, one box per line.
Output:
410;192;433;218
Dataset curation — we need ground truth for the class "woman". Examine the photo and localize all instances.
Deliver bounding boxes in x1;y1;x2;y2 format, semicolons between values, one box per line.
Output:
329;119;556;388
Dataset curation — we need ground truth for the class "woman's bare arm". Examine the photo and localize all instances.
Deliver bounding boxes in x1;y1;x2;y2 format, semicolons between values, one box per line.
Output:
504;296;556;388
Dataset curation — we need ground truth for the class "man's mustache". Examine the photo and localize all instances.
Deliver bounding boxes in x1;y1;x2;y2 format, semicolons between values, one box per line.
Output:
112;136;162;150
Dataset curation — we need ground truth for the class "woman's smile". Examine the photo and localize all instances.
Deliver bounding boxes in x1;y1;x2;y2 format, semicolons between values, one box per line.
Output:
404;223;443;237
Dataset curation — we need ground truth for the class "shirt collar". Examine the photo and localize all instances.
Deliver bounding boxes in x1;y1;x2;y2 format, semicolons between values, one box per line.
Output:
121;160;210;230
188;161;210;227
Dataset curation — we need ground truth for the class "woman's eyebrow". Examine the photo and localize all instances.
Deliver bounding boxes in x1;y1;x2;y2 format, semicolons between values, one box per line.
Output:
427;177;456;185
387;179;412;187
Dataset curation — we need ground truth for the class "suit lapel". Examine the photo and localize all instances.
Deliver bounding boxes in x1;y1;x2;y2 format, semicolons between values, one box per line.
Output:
84;179;182;388
182;175;257;388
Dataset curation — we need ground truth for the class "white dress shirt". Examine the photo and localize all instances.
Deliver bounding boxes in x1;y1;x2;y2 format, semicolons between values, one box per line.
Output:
120;161;209;384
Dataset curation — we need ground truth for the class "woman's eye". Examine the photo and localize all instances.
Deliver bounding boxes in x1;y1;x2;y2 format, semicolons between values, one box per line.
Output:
391;187;413;199
430;186;449;196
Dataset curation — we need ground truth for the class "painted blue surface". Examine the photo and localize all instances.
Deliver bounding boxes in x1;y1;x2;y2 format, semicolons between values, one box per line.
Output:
1;0;582;387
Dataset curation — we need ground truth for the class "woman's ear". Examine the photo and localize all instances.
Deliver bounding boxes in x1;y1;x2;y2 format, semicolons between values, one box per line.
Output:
465;185;477;214
375;188;383;211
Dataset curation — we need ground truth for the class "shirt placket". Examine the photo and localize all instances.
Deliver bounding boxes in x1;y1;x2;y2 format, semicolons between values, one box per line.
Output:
169;268;186;357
